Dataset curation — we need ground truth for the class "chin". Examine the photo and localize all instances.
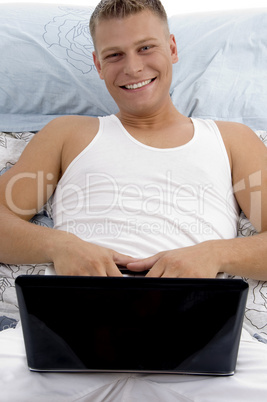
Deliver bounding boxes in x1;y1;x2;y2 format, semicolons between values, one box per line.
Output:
119;99;159;115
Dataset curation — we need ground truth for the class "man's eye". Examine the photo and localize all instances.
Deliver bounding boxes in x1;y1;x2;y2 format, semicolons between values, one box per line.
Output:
106;53;120;59
141;45;151;52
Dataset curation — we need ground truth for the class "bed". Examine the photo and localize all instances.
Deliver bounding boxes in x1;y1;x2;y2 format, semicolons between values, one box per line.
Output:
0;3;267;343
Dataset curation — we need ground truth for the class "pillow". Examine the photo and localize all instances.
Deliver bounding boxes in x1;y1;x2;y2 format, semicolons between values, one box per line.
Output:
0;316;18;331
0;132;35;173
1;5;266;132
0;130;53;320
0;263;49;321
235;131;267;339
169;9;267;131
0;3;118;132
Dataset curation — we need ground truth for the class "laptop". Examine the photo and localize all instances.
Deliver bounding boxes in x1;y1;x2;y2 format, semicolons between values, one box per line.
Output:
15;274;248;376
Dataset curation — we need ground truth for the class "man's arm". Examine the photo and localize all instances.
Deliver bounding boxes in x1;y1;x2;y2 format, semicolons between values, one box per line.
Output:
0;117;133;275
127;123;267;280
216;121;267;279
0;118;62;264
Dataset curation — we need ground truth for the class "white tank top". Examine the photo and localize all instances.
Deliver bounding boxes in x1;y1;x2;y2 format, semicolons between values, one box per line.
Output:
52;115;239;258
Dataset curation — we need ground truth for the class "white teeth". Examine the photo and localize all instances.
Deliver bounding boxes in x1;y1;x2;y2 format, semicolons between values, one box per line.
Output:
125;79;152;90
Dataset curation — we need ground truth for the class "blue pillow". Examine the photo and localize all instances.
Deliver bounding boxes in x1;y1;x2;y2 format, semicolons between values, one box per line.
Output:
169;9;267;130
0;5;266;132
0;3;118;132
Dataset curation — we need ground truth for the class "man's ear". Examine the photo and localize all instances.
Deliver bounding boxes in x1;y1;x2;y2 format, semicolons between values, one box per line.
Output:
93;51;104;80
169;34;178;64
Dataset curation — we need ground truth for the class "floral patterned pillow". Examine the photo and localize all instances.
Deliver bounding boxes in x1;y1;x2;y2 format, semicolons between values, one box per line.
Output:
0;131;53;323
234;131;267;339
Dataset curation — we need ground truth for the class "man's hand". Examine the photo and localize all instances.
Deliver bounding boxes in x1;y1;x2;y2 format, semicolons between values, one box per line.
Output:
126;241;220;278
51;232;135;277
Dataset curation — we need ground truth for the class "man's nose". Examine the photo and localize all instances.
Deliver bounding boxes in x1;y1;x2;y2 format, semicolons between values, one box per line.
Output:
123;53;143;76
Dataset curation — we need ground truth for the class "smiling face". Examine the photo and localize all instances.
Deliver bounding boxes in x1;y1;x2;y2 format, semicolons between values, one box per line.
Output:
93;10;178;118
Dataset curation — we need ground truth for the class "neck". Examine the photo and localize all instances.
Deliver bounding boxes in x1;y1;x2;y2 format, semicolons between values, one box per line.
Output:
116;102;184;131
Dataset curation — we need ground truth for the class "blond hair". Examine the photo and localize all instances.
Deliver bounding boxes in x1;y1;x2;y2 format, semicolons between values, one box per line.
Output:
89;0;169;46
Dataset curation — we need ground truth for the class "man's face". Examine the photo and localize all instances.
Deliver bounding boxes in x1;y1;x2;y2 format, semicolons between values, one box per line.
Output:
93;10;178;117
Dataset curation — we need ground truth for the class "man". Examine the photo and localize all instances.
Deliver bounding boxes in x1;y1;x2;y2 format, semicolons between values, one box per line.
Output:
1;0;267;400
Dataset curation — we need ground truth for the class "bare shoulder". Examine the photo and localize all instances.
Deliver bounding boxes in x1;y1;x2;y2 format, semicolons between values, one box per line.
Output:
22;115;99;151
0;115;100;182
35;115;100;174
215;120;261;143
0;115;100;217
37;115;99;142
214;121;266;170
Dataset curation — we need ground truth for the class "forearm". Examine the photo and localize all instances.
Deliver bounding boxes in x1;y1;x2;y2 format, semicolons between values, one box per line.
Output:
0;205;61;265
126;232;267;280
214;232;267;281
0;205;135;275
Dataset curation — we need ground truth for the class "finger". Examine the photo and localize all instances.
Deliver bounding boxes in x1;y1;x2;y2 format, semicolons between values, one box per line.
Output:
127;254;162;272
106;263;123;277
145;264;164;278
113;251;139;267
160;270;179;278
145;253;173;277
84;263;107;277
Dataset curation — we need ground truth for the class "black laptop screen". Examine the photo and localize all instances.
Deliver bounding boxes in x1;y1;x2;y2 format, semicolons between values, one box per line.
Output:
16;276;248;374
